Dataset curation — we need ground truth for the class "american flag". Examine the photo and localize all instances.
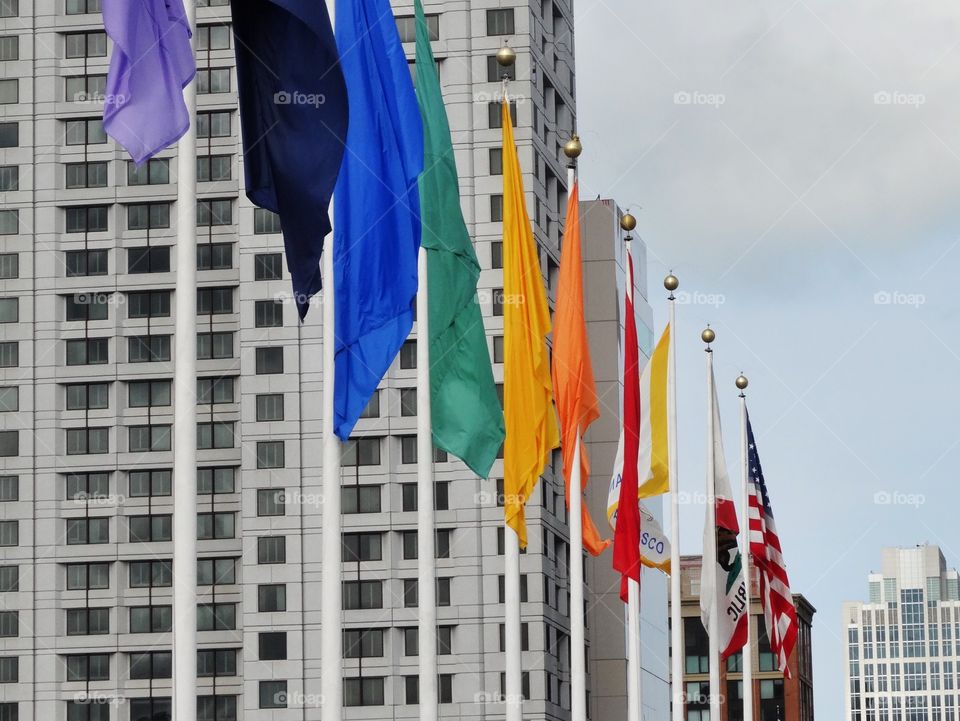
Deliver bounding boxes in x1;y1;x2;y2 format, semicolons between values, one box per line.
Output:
746;413;798;677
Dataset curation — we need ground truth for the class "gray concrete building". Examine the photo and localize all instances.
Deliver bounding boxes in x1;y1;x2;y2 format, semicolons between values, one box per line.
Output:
0;1;666;720
843;545;960;721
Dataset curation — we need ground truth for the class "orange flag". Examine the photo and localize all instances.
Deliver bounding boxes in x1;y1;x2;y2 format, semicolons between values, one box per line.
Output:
551;183;611;556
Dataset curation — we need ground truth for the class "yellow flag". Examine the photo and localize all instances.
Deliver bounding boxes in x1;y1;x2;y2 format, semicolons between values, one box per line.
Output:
502;101;559;548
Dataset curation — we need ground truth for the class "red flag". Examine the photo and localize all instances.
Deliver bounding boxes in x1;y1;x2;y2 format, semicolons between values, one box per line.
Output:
612;250;642;601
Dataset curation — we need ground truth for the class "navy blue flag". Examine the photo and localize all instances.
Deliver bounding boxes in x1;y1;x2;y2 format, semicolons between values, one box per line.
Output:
231;0;348;319
332;0;424;439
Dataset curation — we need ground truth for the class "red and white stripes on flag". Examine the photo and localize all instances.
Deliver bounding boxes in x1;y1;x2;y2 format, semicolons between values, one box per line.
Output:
745;413;798;677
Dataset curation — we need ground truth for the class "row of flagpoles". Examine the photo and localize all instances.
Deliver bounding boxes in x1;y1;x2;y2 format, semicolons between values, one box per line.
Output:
97;0;800;720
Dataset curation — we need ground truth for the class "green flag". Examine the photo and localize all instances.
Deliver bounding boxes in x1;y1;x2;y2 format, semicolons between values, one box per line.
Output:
414;0;505;477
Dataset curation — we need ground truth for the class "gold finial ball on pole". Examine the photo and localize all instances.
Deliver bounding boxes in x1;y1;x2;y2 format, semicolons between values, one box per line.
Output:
496;44;516;68
701;327;716;344
735;374;748;390
620;213;637;233
563;135;582;160
664;274;679;292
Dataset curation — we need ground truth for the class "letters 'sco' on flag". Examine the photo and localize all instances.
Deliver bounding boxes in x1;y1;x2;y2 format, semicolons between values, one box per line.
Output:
747;413;799;676
700;368;749;659
103;0;196;164
414;0;504;477
552;183;609;556
502;101;559;548
232;0;348;320
611;250;643;601
333;0;424;440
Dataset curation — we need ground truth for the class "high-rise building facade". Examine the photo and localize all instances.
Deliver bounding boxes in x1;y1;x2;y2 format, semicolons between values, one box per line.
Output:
843;545;960;721
672;556;816;721
0;1;665;720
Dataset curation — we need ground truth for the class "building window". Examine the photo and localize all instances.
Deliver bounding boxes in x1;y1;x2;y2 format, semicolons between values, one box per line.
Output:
197;286;233;314
197;376;234;404
256;393;284;421
0;36;16;61
255;299;284;327
258;536;286;564
128;335;170;362
0;567;17;592
128;560;172;588
65;0;100;15
65;517;108;545
197;650;238;678
0;122;17;148
64;118;106;145
342;532;382;562
255;252;283;279
66;338;108;366
197;242;233;270
65;205;108;233
487;55;516;82
128;469;171;498
65;249;108;277
399;340;416;369
197;557;236;586
259;680;287;709
395;14;438;42
197;422;235;450
258;584;286;612
64;74;107;102
342;437;381;466
343;628;384;659
127;290;171;318
128;514;172;543
197;603;236;631
127;158;169;185
256;440;285;469
197;199;232;226
197;696;237;721
255;346;284;374
65;161;107;189
127;202;170;230
65;654;110;682
197;154;232;182
65;383;108;411
64;30;106;58
253;208;282;234
129;700;171;721
0;166;17;191
197;110;231;138
0;611;16;637
0;521;15;547
197;512;236;540
129;605;172;633
0;210;15;236
196;23;231;50
197;332;233;360
491;241;503;269
66;427;107;455
0;343;15;368
342;485;380;514
343;580;382;610
65;293;107;321
0;388;16;413
359;391;380;419
197;67;231;94
64;472;109;501
65;562;110;591
128;380;171;408
400;387;417;416
127;424;171;452
66;607;109;635
197;467;236;495
345;677;385;707
486;8;515;35
129;651;171;679
490;194;504;222
127;246;170;273
0;476;15;502
0;79;16;104
488;102;518;130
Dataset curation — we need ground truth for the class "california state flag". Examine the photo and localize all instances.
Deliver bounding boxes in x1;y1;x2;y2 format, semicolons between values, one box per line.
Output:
699;367;748;659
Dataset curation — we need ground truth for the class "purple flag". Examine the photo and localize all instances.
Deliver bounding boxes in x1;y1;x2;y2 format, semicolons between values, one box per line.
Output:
103;0;196;164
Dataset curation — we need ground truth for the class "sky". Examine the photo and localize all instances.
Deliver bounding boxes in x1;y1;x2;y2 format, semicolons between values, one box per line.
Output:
573;0;960;715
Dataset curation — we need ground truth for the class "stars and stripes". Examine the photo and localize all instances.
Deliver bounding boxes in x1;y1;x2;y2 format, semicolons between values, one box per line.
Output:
746;413;799;677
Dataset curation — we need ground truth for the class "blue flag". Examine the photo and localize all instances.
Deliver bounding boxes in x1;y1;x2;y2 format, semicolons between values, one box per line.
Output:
231;0;348;319
103;0;195;164
332;0;424;440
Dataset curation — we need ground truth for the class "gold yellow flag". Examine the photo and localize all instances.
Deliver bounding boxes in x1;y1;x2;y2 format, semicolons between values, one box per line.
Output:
502;101;559;548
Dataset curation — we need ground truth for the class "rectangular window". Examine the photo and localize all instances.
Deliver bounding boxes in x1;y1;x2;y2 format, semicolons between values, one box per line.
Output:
399;340;417;369
128;560;172;588
127;202;170;230
258;584;286;612
64;118;106;145
255;299;284;327
66;338;108;366
64;473;109;501
196;421;234;449
127;424;171;452
128;514;172;542
197;110;231;138
65;161;107;189
127;158;169;186
0;79;17;104
0;122;17;148
342;485;381;514
359;391;380;419
400;387;417;416
341;437;381;466
128;380;171;408
196;242;233;270
197;67;231;94
0;476;16;501
197;466;236;495
488;102;518;130
65;249;108;277
255;346;284;374
0;521;16;547
0;611;16;637
197;199;232;226
256;393;284;421
258;536;286;564
129;700;172;721
127;290;171;318
196;23;231;50
253;208;282;234
198;332;233;360
255;253;283;279
344;677;385;707
66;607;109;635
486;8;515;35
342;532;382;562
127;246;171;274
343;580;383;610
129;651;171;679
64;30;106;58
0;567;17;592
65;383;108;411
197;557;236;585
196;377;234;405
197;512;235;540
197;649;238;678
0;166;17;191
488;55;516;82
65;562;109;590
65;654;110;682
260;680;288;708
256;441;285;469
343;629;384;658
0;210;15;236
197;286;233;314
129;605;172;633
491;194;504;222
66;427;108;455
65;517;108;545
127;335;170;362
65;206;109;233
0;342;15;368
395;13;438;42
0;0;15;16
0;388;16;413
197;154;232;182
65;293;107;321
493;335;504;362
0;36;18;61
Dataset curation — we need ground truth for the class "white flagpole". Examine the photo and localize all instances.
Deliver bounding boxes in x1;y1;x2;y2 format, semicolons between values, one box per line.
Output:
738;375;754;721
665;275;683;721
320;5;342;721
416;247;439;720
172;1;197;718
569;428;587;721
704;331;721;721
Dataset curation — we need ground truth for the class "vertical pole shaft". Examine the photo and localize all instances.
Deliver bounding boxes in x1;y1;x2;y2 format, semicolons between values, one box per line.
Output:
569;429;586;721
668;296;683;721
172;1;197;718
740;393;754;721
416;247;439;719
505;527;523;721
706;354;721;721
628;579;643;720
321;2;342;713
